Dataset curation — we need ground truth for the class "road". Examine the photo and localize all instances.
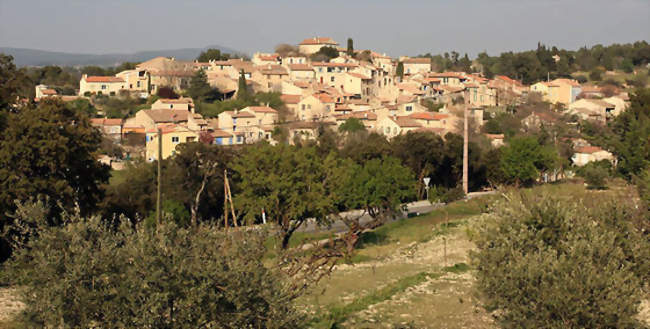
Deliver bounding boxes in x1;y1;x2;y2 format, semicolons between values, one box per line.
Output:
298;191;497;234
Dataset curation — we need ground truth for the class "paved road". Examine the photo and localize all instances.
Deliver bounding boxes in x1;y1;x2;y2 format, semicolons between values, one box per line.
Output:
297;191;498;234
298;200;441;234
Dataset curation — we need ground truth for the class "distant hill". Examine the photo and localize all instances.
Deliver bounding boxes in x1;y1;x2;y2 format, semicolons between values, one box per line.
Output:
0;45;244;67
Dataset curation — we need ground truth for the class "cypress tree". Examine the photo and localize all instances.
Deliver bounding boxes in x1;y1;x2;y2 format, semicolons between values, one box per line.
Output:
347;38;354;56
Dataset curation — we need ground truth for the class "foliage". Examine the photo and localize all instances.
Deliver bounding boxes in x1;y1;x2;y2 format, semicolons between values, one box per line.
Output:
580;163;609;189
93;93;147;118
236;70;253;102
347;38;354;56
391;132;444;199
340;131;392;164
232;143;331;248
396;62;404;79
0;98;109;261
338;117;366;133
499;136;558;186
144;199;190;227
472;193;649;329
610;88;650;179
309;46;339;62
635;167;650;210
64;98;96;117
156;85;179;99
188;69;220;103
4;204;304;328
0;54;27;112
196;48;231;62
428;185;465;203
589;67;603;81
421;99;444;112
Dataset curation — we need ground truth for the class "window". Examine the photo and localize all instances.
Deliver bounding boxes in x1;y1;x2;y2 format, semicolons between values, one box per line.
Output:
109;91;116;96
330;76;335;82
171;136;179;143
307;104;312;109
170;104;173;109
326;105;331;112
236;136;242;143
385;127;390;133
406;105;413;112
137;81;141;88
215;137;222;145
101;85;107;90
301;104;306;111
146;135;151;142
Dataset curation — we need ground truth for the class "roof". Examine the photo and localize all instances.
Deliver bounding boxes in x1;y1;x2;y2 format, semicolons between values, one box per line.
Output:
396;95;417;104
336;111;377;120
585;99;615;108
280;94;301;104
414;127;446;134
212;130;234;138
347;72;372;80
575;146;605;154
41;89;57;95
402;58;431;64
142;109;189;123
299;37;338;45
408;112;449;120
552;78;581;87
390;116;422;128
228;110;256;118
311;62;358;68
259;65;288;75
85;76;124;83
158;98;193;104
430;72;465;79
289;64;313;71
257;54;280;61
247;106;278;114
495;75;524;87
313;93;335;104
90;118;123;126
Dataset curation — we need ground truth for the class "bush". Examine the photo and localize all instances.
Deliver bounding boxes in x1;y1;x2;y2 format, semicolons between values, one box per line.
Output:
574;75;588;84
4;203;305;328
577;160;611;190
472;193;649;329
589;68;603;81
429;185;465;203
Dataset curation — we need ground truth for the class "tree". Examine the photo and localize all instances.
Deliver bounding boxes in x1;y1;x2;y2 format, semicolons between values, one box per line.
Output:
610;88;650;179
340;131;392;164
0;98;110;261
396;62;404;80
310;46;339;62
196;48;230;62
499;136;557;186
0;54;25;113
4;203;305;328
473;193;648;329
338;117;366;133
326;155;414;251
232;144;331;248
391;132;444;199
156;85;179;99
347;38;354;56
236;70;252;102
187;69;219;104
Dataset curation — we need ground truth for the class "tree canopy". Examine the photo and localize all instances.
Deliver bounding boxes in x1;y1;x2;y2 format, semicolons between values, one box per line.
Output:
196;48;231;62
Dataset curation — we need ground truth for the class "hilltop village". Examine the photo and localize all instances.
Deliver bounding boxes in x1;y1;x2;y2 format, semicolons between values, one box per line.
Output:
33;37;630;167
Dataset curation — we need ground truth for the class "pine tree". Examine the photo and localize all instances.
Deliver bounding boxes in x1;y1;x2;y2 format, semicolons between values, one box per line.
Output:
237;70;251;101
396;62;404;80
187;69;213;102
347;38;354;56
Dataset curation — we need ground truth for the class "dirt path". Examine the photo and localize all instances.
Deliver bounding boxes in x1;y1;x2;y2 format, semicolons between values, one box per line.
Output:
0;287;24;323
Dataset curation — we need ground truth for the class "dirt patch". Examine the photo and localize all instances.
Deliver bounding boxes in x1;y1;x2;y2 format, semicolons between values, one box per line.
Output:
0;287;24;322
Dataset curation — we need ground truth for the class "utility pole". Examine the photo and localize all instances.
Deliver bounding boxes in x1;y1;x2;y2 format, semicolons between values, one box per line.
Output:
462;105;469;195
156;128;162;225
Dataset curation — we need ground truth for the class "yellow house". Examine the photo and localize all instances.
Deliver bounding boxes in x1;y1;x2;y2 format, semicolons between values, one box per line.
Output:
145;125;199;160
429;72;466;87
79;75;126;96
296;93;335;121
530;81;550;94
298;37;339;55
251;65;289;92
531;79;581;105
376;115;422;139
465;82;497;107
151;98;194;111
115;69;149;94
344;72;373;97
288;64;315;81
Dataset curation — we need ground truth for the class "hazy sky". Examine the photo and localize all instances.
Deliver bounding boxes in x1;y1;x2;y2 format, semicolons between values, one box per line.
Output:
1;0;648;57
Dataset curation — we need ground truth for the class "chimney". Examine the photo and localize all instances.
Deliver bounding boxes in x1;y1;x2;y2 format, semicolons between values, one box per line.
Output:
82;74;88;79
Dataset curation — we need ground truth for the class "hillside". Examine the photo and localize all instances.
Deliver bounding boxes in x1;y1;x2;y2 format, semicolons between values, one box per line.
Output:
0;45;243;67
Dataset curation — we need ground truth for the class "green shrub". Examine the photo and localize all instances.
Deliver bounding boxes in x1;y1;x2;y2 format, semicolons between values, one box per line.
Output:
429;185;465;203
577;160;611;190
4;202;305;328
472;193;648;329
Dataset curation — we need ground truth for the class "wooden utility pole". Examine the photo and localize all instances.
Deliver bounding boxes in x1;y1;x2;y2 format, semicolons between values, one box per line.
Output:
156;128;162;225
462;105;469;195
223;169;237;229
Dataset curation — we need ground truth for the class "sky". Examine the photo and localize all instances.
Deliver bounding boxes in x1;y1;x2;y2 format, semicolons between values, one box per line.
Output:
1;0;649;57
